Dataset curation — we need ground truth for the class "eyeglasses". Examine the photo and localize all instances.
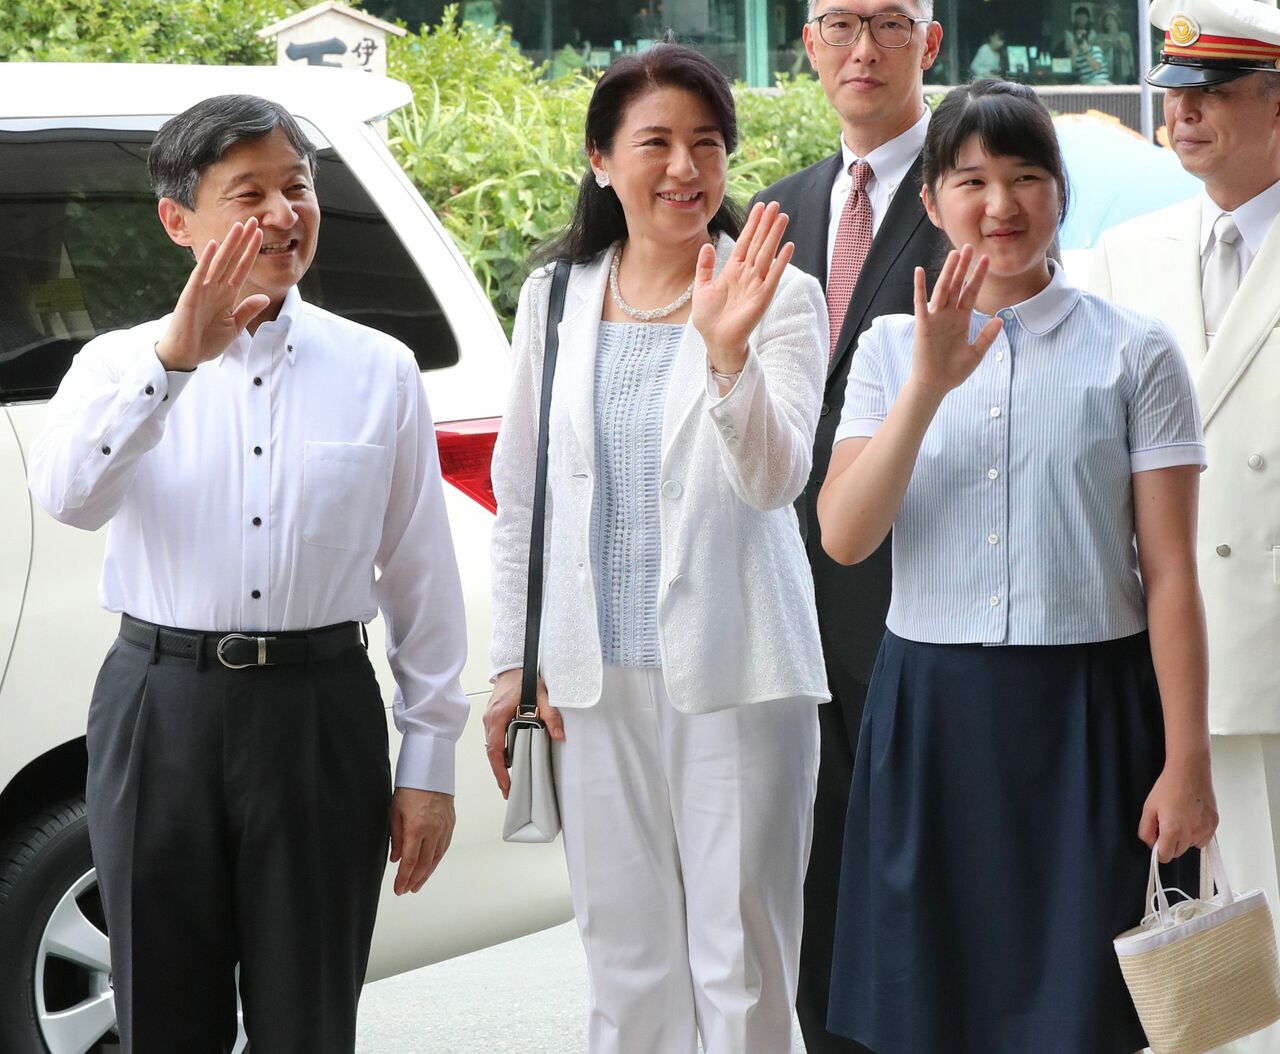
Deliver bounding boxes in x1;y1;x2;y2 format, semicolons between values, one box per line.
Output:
807;11;930;49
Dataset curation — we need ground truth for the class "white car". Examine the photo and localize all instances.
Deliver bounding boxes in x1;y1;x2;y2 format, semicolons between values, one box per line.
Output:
0;63;570;1054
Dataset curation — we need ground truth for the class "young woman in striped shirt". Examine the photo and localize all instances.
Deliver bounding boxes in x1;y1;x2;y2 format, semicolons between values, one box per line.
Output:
817;80;1218;1053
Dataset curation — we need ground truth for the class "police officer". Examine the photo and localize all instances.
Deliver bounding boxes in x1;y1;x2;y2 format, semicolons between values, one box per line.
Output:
1091;3;1280;1049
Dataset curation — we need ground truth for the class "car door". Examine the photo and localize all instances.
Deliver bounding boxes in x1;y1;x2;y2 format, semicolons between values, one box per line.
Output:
0;408;28;686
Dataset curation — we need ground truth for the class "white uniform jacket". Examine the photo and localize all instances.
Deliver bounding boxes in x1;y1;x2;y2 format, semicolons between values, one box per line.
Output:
1091;198;1280;734
489;235;832;713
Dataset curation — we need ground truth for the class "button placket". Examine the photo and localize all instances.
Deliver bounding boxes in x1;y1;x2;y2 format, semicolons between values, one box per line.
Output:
983;328;1013;636
243;334;273;616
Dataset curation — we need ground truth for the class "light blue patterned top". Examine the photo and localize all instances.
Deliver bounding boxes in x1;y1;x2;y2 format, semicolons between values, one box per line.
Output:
834;263;1206;646
591;321;683;667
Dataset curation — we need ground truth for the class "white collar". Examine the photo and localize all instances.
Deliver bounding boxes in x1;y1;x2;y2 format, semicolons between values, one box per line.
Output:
1199;178;1280;256
981;260;1081;336
838;106;930;190
219;285;305;367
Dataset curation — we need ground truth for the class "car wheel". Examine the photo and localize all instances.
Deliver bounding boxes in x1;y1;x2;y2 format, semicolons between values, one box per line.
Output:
0;797;247;1054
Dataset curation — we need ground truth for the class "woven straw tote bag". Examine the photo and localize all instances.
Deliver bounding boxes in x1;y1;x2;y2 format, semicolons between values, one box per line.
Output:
1114;837;1280;1054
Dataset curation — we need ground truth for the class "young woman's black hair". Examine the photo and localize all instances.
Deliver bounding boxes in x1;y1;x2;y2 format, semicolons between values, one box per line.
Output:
922;79;1070;227
531;42;744;270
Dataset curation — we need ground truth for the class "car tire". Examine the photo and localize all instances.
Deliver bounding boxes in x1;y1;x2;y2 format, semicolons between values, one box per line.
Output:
0;796;120;1054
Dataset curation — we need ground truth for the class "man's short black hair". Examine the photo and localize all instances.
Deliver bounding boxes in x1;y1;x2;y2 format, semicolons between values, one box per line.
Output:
148;94;317;209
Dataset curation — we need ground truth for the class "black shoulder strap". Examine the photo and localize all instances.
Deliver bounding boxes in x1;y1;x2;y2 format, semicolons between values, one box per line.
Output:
519;258;572;718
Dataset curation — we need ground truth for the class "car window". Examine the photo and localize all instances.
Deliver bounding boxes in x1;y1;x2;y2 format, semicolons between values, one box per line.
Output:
0;117;459;404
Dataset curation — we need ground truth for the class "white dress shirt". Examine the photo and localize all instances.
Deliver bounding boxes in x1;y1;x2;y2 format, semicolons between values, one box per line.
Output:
28;286;469;794
826;106;931;274
1199;177;1280;280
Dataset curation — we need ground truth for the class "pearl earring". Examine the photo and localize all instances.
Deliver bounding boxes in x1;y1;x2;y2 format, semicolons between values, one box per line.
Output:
595;171;610;188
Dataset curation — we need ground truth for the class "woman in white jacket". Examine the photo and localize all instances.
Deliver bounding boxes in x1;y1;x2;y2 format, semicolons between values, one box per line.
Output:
484;43;829;1054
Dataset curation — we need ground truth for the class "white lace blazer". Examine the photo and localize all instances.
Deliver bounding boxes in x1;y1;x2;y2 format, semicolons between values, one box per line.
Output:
489;234;831;713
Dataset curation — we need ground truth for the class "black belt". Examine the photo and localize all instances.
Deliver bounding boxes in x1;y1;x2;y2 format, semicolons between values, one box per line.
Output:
120;614;365;670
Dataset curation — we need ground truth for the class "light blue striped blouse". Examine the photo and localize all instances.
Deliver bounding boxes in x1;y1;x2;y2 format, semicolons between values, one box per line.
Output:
834;263;1206;646
590;321;683;667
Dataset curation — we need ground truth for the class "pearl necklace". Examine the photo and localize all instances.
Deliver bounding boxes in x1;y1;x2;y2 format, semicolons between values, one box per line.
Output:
608;246;695;322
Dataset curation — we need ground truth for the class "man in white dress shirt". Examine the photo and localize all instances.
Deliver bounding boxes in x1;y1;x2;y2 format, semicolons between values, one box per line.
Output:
27;95;468;1053
1091;2;1280;1049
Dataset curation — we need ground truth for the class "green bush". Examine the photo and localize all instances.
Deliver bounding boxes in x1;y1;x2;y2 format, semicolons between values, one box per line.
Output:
0;0;305;64
388;13;591;327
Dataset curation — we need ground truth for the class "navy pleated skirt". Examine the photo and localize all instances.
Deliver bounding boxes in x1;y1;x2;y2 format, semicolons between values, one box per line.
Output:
827;630;1196;1054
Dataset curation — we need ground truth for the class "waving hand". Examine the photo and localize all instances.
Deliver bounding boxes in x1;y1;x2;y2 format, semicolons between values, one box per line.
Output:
155;217;271;372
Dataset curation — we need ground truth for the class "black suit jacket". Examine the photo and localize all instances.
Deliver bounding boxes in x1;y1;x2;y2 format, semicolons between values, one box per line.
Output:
753;151;946;685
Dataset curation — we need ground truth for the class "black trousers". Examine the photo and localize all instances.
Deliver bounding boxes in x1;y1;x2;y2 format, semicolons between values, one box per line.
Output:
86;633;391;1054
795;662;875;1054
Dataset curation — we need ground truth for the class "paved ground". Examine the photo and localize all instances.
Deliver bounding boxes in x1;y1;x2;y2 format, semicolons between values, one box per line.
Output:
356;922;808;1053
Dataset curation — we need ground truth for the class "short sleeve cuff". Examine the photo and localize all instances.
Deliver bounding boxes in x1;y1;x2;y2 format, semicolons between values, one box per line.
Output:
394;732;457;795
833;417;883;444
1131;442;1208;474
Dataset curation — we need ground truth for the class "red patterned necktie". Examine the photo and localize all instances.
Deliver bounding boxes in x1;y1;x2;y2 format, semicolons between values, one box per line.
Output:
826;160;874;360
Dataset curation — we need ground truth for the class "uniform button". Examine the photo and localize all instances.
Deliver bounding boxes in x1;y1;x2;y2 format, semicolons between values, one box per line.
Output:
661;480;683;499
101;445;111;455
1248;454;1265;470
987;468;999;480
668;574;684;589
998;310;1014;322
987;533;999;545
995;351;1005;362
253;446;263;456
253;376;263;387
252;516;262;527
989;595;1001;606
251;589;261;599
820;402;830;417
990;406;1001;419
1216;544;1232;557
727;437;741;449
144;385;155;396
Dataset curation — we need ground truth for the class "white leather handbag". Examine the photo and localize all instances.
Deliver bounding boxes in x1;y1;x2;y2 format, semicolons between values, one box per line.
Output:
1114;837;1280;1054
501;259;570;845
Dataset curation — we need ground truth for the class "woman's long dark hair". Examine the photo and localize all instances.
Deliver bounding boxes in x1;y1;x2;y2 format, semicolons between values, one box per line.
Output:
531;43;744;271
922;80;1070;226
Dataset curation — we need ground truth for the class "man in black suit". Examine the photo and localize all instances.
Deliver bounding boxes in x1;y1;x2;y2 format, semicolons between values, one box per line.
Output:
752;2;946;1050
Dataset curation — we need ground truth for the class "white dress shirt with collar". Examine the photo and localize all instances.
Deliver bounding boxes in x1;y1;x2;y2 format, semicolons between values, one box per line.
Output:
1199;177;1280;278
27;286;469;794
826;105;931;273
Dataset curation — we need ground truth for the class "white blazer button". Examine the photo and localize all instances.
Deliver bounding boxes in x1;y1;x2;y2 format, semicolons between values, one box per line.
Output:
1216;544;1232;557
1248;454;1264;470
661;480;683;499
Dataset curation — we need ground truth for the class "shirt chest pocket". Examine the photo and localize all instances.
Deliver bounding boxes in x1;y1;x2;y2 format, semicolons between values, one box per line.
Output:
301;441;389;553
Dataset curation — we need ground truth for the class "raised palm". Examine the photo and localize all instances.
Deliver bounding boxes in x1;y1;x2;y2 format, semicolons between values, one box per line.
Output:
911;245;1004;396
156;217;271;372
691;201;795;371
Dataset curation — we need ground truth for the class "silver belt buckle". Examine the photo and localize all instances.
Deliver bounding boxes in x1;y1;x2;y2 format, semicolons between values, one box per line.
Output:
216;633;275;669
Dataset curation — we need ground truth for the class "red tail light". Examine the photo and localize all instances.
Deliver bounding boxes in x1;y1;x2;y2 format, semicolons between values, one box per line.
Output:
436;417;501;514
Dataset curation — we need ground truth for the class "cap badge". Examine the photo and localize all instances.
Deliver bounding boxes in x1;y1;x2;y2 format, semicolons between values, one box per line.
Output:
1169;14;1201;47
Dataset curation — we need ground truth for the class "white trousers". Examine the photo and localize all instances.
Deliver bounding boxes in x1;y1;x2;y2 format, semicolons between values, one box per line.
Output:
1203;734;1280;1054
553;666;820;1054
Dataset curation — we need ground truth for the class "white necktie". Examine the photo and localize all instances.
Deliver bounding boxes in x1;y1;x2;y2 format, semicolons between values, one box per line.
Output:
1203;213;1242;336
